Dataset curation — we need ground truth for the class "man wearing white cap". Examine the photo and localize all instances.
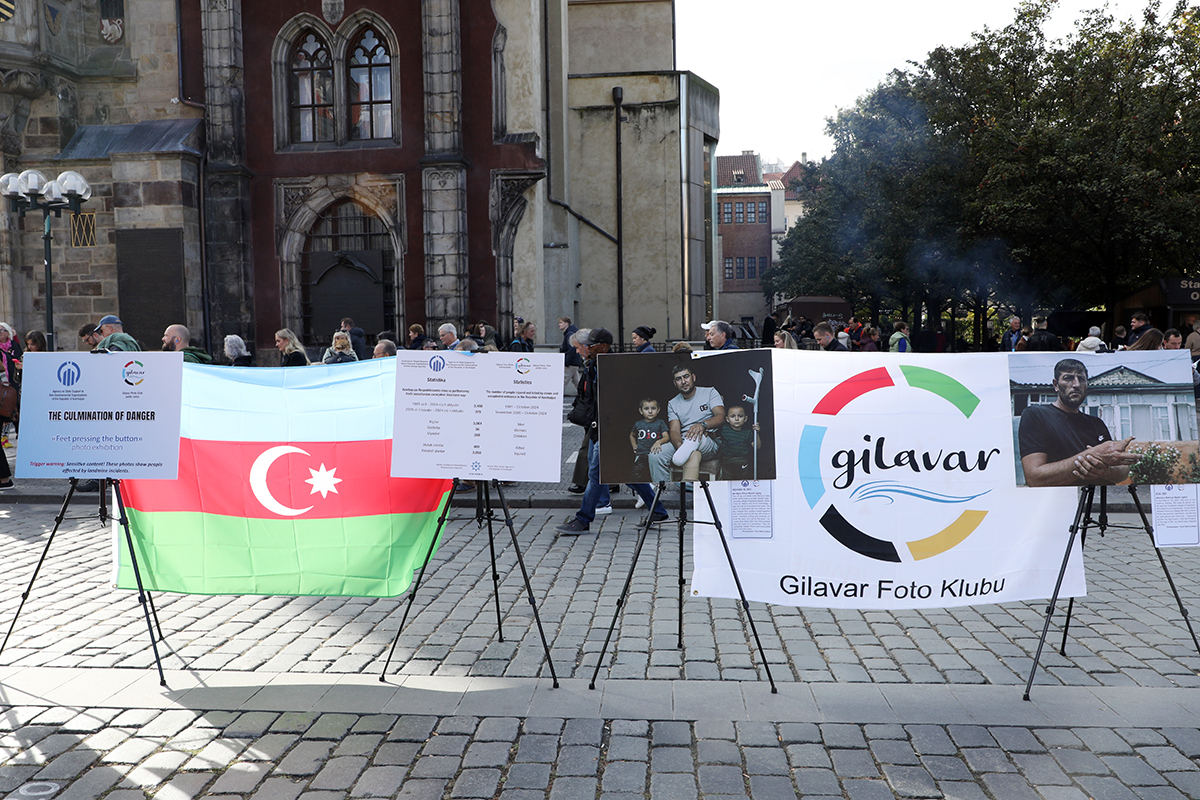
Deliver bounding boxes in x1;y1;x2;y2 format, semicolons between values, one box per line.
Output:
702;320;738;350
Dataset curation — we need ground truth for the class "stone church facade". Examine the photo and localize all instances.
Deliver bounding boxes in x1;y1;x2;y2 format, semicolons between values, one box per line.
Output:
0;0;718;360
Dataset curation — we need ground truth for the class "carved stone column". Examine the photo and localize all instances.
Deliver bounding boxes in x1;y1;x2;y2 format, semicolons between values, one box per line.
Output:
423;167;467;324
421;0;466;329
201;0;255;350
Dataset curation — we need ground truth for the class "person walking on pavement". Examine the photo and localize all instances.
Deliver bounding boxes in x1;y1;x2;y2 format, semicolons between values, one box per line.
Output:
556;327;668;535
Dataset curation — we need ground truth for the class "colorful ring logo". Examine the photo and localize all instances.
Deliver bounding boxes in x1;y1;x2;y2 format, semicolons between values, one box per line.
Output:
515;358;531;374
122;360;146;386
800;365;989;562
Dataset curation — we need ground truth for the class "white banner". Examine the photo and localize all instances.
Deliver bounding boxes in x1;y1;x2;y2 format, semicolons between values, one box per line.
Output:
391;350;564;481
692;352;1084;609
17;351;183;479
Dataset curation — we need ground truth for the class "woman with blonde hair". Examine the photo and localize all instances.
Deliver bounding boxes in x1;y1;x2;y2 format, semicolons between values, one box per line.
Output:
322;331;358;364
274;329;310;366
773;330;798;349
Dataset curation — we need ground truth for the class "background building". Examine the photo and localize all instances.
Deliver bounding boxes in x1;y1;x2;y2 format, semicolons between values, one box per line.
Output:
715;150;780;331
0;0;718;360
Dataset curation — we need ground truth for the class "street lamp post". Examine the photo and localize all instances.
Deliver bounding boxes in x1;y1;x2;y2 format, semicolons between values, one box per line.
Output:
0;169;92;352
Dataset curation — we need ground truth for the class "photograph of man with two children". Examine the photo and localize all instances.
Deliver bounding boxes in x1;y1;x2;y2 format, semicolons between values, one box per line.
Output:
596;350;776;484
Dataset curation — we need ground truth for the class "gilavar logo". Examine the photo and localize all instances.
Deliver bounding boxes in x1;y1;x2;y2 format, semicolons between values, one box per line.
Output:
799;366;1002;565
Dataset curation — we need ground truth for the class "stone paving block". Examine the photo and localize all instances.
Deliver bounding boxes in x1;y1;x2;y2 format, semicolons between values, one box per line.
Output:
138;711;198;739
735;722;778;747
504;763;551;790
409;756;461;779
830;748;880;778
0;765;42;793
561;720;602;746
450;768;500;798
608;721;647;737
821;724;866;749
547;776;596;800
305;715;356;740
310;756;368;791
1138;747;1199;772
514;735;558;763
946;725;995;749
746;775;795;800
1036;730;1085;749
152;770;215;800
388;716;436;742
244;734;299;762
556;746;600;776
1074;775;1142;800
698;765;746;795
225;713;279;738
1012;752;1072;785
601;761;646;793
56;765;127;800
1030;788;1089;800
373;743;420;766
651;722;691;747
1160;729;1200;759
349;766;406;797
396;782;447;800
696;739;740;765
786;743;833;769
649;772;697;800
461;741;511;769
792;768;841;796
987;727;1044;753
1103;756;1170;786
183;738;248;771
1077;728;1136;755
421;735;468;757
880;764;939;798
121;751;190;788
209;761;272;794
843;778;902;800
742;747;789;776
474;719;519;743
870;739;919;766
778;723;821;744
520;718;560;735
35;749;101;780
1118;729;1168;747
602;735;646;763
1052;747;1113;775
274;741;336;776
102;737;162;764
272;713;320;734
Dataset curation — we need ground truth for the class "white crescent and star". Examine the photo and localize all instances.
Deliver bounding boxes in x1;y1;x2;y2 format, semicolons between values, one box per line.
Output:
249;445;342;516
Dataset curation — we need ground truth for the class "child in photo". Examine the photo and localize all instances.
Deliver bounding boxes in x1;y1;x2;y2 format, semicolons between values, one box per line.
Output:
716;404;759;480
630;397;669;481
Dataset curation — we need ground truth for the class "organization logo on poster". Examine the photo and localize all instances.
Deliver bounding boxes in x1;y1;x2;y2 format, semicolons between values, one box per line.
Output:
799;365;1001;564
515;358;532;374
123;360;147;386
428;355;446;372
57;361;82;387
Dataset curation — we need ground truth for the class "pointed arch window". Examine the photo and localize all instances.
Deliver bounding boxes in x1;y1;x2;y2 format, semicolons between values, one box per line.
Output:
348;28;392;140
290;32;334;143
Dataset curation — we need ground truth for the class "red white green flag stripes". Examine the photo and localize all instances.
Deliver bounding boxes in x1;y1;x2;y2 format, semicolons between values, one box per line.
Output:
116;361;452;597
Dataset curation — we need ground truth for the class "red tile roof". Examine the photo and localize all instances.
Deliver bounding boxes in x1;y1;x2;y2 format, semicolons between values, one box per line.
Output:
716;154;761;188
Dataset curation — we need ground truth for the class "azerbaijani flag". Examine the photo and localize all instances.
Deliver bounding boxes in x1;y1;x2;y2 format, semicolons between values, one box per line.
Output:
116;360;452;597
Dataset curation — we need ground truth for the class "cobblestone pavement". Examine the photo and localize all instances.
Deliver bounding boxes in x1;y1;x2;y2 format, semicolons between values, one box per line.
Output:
4;505;1200;799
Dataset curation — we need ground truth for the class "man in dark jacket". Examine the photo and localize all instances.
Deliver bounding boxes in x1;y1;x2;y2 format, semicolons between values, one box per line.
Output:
340;318;371;361
558;316;581;396
162;324;213;363
555;328;668;535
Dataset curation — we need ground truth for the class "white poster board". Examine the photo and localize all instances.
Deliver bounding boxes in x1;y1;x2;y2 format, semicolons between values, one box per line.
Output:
692;352;1084;610
17;352;183;479
1150;484;1200;547
390;351;563;481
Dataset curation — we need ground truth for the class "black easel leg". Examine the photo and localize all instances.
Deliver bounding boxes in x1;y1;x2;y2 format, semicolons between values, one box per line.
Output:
492;481;558;688
112;481;167;687
380;478;458;681
1;479;79;655
589;481;666;690
98;478;109;525
1059;488;1096;656
1128;485;1200;657
698;481;777;694
677;481;686;650
1024;486;1093;701
482;482;504;642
